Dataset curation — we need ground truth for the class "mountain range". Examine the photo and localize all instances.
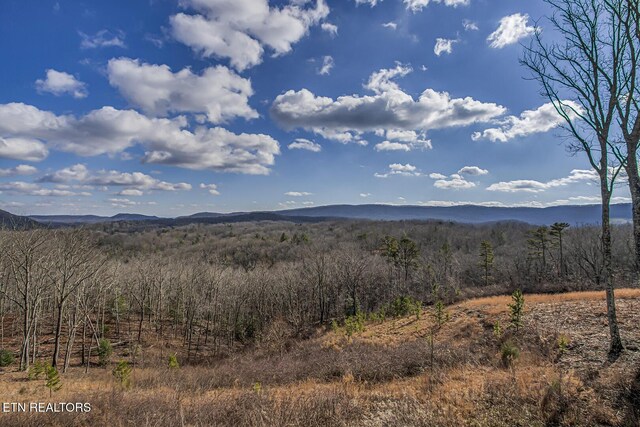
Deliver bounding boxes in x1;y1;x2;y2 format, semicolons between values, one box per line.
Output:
16;203;632;227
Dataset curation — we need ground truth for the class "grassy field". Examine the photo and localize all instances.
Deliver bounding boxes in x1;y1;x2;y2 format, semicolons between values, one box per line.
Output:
1;289;639;426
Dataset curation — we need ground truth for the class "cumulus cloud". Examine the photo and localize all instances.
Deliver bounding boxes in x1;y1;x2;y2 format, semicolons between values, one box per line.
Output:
285;191;312;196
360;193;371;198
382;22;397;30
39;164;193;192
170;0;329;71
0;165;38;177
288;138;322;152
0;137;49;162
0;103;280;174
0;181;91;197
317;55;334;75
375;163;422;178
432;173;476;189
463;19;478;31
434;38;457;56
79;29;126;49
356;0;469;10
487;13;536;48
200;183;220;195
487;169;598;193
271;64;505;145
36;70;88;99
107;58;257;123
118;189;144;197
404;0;470;12
472;101;582;142
458;166;488;176
429;173;447;179
321;22;338;36
355;0;380;6
374;141;411;151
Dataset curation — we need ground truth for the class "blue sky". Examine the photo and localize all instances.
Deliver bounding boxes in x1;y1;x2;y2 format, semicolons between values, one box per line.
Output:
0;0;631;216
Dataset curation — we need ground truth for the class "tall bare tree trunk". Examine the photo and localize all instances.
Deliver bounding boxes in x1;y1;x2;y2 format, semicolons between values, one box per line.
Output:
602;179;624;356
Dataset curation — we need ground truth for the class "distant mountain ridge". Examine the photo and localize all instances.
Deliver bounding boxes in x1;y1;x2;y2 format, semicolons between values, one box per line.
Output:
278;203;632;225
29;213;160;224
0;209;39;229
24;203;633;227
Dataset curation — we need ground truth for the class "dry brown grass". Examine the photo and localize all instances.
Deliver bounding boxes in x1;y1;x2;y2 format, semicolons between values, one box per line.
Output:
1;289;639;426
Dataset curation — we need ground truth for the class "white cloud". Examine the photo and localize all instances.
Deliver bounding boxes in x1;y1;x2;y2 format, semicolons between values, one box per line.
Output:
429;173;447;179
35;70;88;99
355;0;380;6
458;166;488;176
40;164;193;192
285;191;312;196
487;169;598;193
107;58;257;123
487;13;536;49
118;189;144;197
462;19;478;31
0;181;91;197
200;183;220;195
321;22;338;36
0;165;38;177
288;138;322;152
374;141;411;151
171;0;329;71
375;163;422;178
376;129;432;151
79;29;126;49
486;180;549;193
108;198;137;207
360;193;371;198
382;22;397;30
472;101;582;142
317;55;334;75
434;38;457;56
404;0;470;12
0;103;280;174
0;137;49;162
433;173;476;189
272;64;505;144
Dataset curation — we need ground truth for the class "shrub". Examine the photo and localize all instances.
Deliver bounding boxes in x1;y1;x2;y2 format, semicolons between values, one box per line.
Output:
112;360;132;389
330;319;339;333
508;289;525;332
493;321;502;338
501;341;520;368
387;296;422;318
433;300;449;327
557;335;570;354
344;311;366;337
168;354;180;369
98;339;113;366
28;360;45;380
0;349;14;367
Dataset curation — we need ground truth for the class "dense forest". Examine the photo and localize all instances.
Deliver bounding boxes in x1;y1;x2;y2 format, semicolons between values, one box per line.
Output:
0;219;635;371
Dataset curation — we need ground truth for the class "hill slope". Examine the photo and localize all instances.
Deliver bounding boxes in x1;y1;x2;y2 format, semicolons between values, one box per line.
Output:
1;290;638;426
0;208;39;229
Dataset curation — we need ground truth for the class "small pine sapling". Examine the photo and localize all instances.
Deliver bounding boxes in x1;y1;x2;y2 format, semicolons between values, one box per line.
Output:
28;360;45;380
508;289;525;332
168;354;180;369
45;364;62;397
112;360;132;389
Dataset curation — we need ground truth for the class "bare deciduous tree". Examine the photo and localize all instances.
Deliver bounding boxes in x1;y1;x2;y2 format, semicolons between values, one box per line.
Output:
521;0;626;355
